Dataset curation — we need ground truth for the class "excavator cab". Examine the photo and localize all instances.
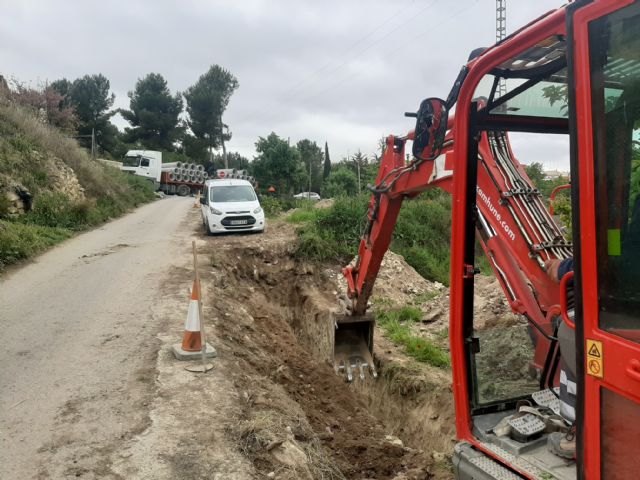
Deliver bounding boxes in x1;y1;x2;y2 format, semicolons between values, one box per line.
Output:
449;2;640;478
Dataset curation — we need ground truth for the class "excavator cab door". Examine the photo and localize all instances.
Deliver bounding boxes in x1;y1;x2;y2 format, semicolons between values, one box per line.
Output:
570;1;640;478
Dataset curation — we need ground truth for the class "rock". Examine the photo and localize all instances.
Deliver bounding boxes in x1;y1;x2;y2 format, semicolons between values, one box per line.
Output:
384;435;404;447
266;472;275;478
0;179;32;218
432;451;447;462
422;308;443;323
270;440;312;478
49;157;85;201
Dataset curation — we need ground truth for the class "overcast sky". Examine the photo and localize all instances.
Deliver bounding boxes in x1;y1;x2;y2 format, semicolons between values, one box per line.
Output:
0;0;569;171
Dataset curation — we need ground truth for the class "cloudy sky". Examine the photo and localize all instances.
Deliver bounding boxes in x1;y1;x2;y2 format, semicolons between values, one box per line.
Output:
1;0;569;170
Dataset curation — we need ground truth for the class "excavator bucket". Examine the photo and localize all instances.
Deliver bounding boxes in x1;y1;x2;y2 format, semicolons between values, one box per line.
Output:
333;313;377;381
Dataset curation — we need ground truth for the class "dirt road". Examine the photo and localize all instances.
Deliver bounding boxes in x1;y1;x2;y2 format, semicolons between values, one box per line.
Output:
0;197;202;479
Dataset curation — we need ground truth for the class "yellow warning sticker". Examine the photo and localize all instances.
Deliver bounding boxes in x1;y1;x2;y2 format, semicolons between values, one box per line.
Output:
586;339;603;378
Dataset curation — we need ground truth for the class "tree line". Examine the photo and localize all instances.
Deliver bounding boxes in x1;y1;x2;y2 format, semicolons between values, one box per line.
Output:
3;66;239;164
3;67;387;196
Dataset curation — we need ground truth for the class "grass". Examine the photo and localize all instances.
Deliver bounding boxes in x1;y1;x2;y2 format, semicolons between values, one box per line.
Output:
0;221;72;269
285;201;318;224
376;306;450;368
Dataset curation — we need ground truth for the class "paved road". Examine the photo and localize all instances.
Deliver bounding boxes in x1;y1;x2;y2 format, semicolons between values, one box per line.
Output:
0;196;194;479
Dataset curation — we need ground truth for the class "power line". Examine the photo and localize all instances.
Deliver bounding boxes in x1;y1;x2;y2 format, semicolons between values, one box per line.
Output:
234;0;436;126
260;0;476;124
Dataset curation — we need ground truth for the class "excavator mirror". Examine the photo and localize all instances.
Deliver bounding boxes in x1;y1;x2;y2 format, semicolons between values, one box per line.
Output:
412;97;448;160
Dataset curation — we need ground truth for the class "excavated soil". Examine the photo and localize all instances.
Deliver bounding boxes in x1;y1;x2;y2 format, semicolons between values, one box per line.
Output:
196;218;457;479
195;210;533;479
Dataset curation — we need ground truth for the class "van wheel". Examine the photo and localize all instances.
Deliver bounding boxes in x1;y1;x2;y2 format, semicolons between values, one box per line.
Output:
177;184;190;196
203;218;214;236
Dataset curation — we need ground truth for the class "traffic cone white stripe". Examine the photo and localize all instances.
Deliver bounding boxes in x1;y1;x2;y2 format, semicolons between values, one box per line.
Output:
180;279;203;352
185;300;200;331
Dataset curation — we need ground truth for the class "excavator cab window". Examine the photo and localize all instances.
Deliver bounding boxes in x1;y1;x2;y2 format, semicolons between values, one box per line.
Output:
590;5;640;344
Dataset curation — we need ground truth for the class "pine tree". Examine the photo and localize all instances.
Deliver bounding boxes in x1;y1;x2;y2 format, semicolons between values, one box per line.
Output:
323;141;331;179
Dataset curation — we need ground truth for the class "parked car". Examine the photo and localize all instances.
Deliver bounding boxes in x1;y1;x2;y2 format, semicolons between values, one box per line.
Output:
293;192;321;201
201;179;265;234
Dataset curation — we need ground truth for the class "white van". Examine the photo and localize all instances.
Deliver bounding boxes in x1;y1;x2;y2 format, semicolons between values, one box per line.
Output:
201;179;265;234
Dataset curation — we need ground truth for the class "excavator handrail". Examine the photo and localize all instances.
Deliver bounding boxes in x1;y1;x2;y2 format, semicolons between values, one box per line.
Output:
560;270;576;330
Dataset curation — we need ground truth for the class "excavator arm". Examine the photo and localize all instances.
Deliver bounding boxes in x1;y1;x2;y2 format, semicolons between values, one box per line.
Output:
338;103;572;382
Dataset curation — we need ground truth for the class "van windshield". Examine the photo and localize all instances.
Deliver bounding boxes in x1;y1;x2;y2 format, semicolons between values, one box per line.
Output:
210;185;257;203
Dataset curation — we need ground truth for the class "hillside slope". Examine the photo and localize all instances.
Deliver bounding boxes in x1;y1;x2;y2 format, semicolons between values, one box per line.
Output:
0;102;155;270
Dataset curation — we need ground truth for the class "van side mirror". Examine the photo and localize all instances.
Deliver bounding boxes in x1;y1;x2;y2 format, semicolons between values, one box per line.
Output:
200;192;207;205
412;97;448;160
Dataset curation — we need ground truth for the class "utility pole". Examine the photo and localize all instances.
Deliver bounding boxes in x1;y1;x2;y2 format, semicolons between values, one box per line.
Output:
496;0;507;98
308;157;312;198
91;128;95;160
219;115;228;169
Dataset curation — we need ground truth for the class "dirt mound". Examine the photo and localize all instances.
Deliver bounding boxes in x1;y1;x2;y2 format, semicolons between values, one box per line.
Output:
332;250;445;311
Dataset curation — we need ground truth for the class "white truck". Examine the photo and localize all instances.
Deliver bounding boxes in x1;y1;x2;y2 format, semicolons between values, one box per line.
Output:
120;150;207;196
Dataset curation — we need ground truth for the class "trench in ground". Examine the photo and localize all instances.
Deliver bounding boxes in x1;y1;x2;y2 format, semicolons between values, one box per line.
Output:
203;239;456;479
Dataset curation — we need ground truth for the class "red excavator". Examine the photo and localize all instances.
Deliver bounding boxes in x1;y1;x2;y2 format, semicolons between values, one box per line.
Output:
337;1;640;478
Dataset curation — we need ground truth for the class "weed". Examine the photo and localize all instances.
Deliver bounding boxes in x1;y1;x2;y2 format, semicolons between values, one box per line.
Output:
259;196;300;217
412;290;439;305
435;328;450;341
0;220;71;270
0;194;11;219
285;208;319;224
376;307;450;368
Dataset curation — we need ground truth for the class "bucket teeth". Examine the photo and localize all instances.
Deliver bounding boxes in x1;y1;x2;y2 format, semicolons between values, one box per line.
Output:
346;362;354;383
335;355;376;382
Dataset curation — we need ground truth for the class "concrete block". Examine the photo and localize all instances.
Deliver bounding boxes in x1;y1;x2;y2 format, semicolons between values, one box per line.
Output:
172;343;217;361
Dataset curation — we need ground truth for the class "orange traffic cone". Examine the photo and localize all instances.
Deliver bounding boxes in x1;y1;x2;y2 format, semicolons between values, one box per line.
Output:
182;279;202;351
172;279;216;360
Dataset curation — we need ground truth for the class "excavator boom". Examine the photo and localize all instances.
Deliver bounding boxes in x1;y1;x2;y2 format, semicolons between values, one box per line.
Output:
338;100;571;381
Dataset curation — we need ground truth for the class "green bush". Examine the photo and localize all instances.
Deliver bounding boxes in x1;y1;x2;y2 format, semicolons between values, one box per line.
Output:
293;192;458;285
295;195;368;262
